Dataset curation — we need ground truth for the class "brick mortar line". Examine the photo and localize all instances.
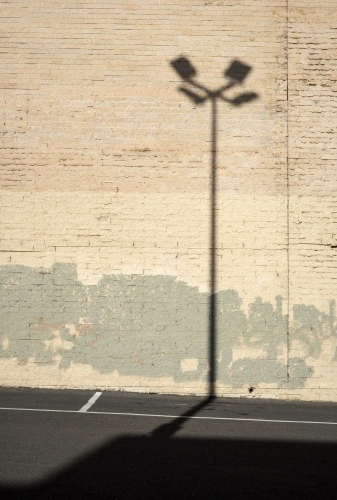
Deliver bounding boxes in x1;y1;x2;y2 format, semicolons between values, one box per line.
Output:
286;0;290;383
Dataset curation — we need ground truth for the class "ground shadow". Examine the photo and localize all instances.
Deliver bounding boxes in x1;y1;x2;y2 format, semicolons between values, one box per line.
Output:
1;432;337;499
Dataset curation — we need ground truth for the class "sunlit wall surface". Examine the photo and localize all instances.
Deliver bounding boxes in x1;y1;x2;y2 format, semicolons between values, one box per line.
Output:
1;0;337;401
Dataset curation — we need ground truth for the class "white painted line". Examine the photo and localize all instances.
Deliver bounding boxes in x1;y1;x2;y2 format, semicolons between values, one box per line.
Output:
78;392;102;412
0;406;337;426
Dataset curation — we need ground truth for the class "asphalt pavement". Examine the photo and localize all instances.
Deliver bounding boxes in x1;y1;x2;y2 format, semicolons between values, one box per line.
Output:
0;387;337;499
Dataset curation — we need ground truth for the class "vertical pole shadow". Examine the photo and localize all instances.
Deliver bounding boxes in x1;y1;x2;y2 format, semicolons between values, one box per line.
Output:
209;95;217;397
169;57;258;420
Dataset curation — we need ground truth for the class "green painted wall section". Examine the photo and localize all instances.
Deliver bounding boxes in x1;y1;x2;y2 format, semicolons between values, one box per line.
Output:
0;263;332;388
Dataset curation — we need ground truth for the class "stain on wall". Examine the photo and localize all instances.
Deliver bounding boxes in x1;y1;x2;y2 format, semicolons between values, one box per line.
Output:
0;263;321;389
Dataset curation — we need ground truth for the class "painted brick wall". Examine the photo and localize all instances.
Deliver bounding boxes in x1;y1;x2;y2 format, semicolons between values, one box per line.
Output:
288;1;337;400
0;0;336;401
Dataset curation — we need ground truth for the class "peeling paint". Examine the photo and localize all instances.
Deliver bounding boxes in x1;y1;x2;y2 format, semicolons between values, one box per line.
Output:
0;263;329;389
180;358;199;373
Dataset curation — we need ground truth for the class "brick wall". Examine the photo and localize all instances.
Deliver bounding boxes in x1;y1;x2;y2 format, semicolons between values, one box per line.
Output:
0;0;336;401
288;1;337;399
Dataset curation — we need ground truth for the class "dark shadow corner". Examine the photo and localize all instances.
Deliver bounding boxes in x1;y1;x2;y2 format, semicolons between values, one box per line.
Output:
1;430;337;499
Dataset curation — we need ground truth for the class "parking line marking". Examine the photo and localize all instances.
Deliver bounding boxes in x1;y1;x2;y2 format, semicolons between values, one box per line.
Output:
79;392;102;412
0;406;337;426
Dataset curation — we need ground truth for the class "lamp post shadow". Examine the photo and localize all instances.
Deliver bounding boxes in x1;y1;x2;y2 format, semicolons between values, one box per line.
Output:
145;58;259;438
163;57;259;424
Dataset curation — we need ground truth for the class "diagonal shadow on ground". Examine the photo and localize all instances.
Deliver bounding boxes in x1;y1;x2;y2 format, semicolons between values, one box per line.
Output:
1;398;337;500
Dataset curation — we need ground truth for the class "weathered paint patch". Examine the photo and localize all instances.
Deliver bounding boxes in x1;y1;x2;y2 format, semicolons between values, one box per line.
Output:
0;263;329;389
180;358;199;373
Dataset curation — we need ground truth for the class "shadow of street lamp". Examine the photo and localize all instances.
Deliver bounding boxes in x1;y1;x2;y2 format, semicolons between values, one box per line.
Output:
170;56;258;398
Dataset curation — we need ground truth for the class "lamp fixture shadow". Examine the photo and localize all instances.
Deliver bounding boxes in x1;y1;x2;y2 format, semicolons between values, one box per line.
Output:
170;55;259;403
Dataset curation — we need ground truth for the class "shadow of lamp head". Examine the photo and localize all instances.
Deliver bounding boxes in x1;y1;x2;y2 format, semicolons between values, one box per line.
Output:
179;87;206;105
230;92;258;107
171;56;258;107
225;59;252;84
171;57;197;81
223;60;258;106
